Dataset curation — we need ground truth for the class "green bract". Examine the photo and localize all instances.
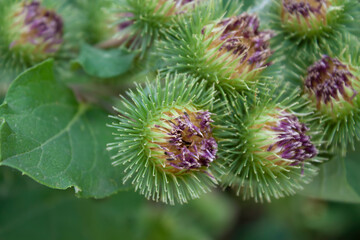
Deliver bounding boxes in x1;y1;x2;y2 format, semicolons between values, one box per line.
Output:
107;75;224;204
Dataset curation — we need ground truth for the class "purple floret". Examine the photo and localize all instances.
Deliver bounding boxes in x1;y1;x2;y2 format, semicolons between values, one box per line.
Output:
197;111;214;133
267;113;318;165
305;55;357;107
215;13;274;68
158;111;217;171
283;0;326;17
117;12;134;31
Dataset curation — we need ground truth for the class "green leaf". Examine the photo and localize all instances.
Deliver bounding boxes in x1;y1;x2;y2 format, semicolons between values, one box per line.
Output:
301;145;360;203
344;148;360;196
0;168;145;240
72;43;136;78
0;59;128;198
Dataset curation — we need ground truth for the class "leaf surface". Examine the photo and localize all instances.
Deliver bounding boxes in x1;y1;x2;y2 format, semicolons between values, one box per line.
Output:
72;43;136;78
0;60;128;198
302;145;360;203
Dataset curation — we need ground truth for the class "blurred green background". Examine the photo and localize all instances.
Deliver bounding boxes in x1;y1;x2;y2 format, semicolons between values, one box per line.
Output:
1;167;360;240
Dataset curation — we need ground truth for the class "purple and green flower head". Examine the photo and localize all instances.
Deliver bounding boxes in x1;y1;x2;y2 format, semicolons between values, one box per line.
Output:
280;0;340;34
107;75;224;204
282;0;328;27
206;13;274;80
269;0;360;53
305;55;359;111
158;8;275;91
285;36;360;153
301;49;360;152
217;87;323;202
152;110;217;173
254;110;318;168
245;107;319;174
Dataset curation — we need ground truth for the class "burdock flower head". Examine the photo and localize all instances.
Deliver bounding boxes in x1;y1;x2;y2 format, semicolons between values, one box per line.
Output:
159;10;275;91
107;75;223;205
298;51;360;152
206;13;274;81
8;1;63;58
305;55;359;111
218;90;322;202
268;0;360;54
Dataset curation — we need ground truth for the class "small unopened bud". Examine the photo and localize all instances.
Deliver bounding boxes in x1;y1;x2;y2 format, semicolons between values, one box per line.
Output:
112;0;200;51
8;1;63;56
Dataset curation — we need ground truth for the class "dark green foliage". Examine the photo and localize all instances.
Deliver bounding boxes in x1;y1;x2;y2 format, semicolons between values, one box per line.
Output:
0;60;130;198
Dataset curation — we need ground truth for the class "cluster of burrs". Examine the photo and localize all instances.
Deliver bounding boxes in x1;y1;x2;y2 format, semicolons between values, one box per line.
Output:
9;1;63;54
0;0;357;205
108;0;330;204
